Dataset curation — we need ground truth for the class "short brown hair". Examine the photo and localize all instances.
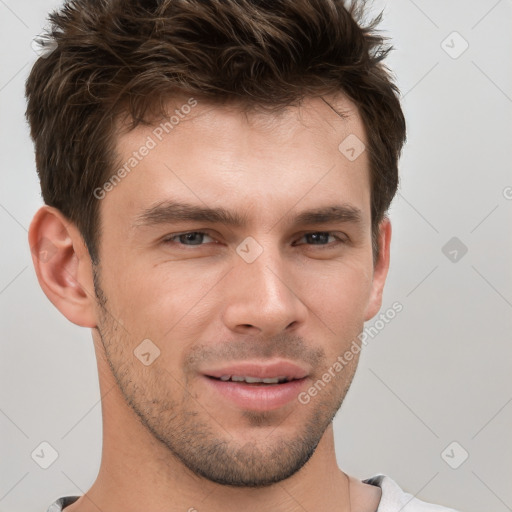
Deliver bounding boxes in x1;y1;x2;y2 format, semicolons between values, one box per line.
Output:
26;0;406;264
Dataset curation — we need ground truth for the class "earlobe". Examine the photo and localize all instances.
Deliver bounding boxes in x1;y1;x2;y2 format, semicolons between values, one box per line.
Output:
364;218;392;322
28;206;97;328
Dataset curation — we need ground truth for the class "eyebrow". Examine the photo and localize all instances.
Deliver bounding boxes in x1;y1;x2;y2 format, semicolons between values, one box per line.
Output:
133;200;363;230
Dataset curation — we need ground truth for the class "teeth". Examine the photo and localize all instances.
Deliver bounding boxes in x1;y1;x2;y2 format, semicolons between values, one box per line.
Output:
245;376;265;383
218;375;289;384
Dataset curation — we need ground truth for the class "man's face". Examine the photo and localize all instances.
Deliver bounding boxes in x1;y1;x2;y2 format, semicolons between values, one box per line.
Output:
92;95;385;487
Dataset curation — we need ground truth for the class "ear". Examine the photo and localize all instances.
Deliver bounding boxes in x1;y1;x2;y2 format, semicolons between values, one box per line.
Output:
364;217;392;321
28;205;97;328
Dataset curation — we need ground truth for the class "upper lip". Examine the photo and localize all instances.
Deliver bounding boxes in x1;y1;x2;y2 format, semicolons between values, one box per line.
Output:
202;360;309;380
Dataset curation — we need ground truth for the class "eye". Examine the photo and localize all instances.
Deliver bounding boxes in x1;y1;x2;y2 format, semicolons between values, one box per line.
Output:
163;231;215;246
161;230;346;249
294;232;346;247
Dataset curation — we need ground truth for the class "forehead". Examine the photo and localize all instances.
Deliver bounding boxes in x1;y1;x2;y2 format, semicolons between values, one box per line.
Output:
105;94;371;230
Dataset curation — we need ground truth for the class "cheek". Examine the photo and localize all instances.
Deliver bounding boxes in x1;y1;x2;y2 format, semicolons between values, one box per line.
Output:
102;260;224;342
298;259;373;320
297;262;373;361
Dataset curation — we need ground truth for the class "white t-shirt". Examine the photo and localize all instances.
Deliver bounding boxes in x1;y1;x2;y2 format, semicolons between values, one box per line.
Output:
46;474;459;511
362;475;459;511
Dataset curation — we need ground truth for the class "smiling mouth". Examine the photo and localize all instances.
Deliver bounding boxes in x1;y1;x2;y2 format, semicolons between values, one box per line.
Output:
203;367;309;410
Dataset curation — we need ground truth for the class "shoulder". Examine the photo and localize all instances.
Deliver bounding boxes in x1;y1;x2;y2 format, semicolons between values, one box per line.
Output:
363;474;461;512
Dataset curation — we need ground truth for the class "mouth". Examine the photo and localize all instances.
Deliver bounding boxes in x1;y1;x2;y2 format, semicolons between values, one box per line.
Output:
201;360;309;411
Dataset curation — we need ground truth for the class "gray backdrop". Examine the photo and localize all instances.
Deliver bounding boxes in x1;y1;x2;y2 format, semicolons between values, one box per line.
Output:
1;1;511;511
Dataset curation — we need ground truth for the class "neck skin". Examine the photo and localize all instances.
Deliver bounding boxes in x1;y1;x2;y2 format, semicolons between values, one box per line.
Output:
65;334;381;512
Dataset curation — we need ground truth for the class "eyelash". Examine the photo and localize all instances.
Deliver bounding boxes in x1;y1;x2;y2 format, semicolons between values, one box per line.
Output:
162;231;348;248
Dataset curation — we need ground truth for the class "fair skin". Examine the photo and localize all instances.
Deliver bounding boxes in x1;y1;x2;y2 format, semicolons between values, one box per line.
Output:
29;94;390;512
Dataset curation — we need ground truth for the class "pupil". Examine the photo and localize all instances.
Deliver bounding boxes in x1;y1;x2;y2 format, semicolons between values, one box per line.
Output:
180;232;203;245
308;232;329;244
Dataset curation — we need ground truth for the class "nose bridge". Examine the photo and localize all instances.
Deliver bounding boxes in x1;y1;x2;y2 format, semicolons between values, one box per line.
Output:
222;237;307;334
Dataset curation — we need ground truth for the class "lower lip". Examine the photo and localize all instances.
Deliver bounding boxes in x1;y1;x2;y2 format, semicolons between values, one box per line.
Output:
203;376;308;411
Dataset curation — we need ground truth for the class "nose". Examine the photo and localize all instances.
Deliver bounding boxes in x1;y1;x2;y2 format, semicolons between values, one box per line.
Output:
221;242;309;337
